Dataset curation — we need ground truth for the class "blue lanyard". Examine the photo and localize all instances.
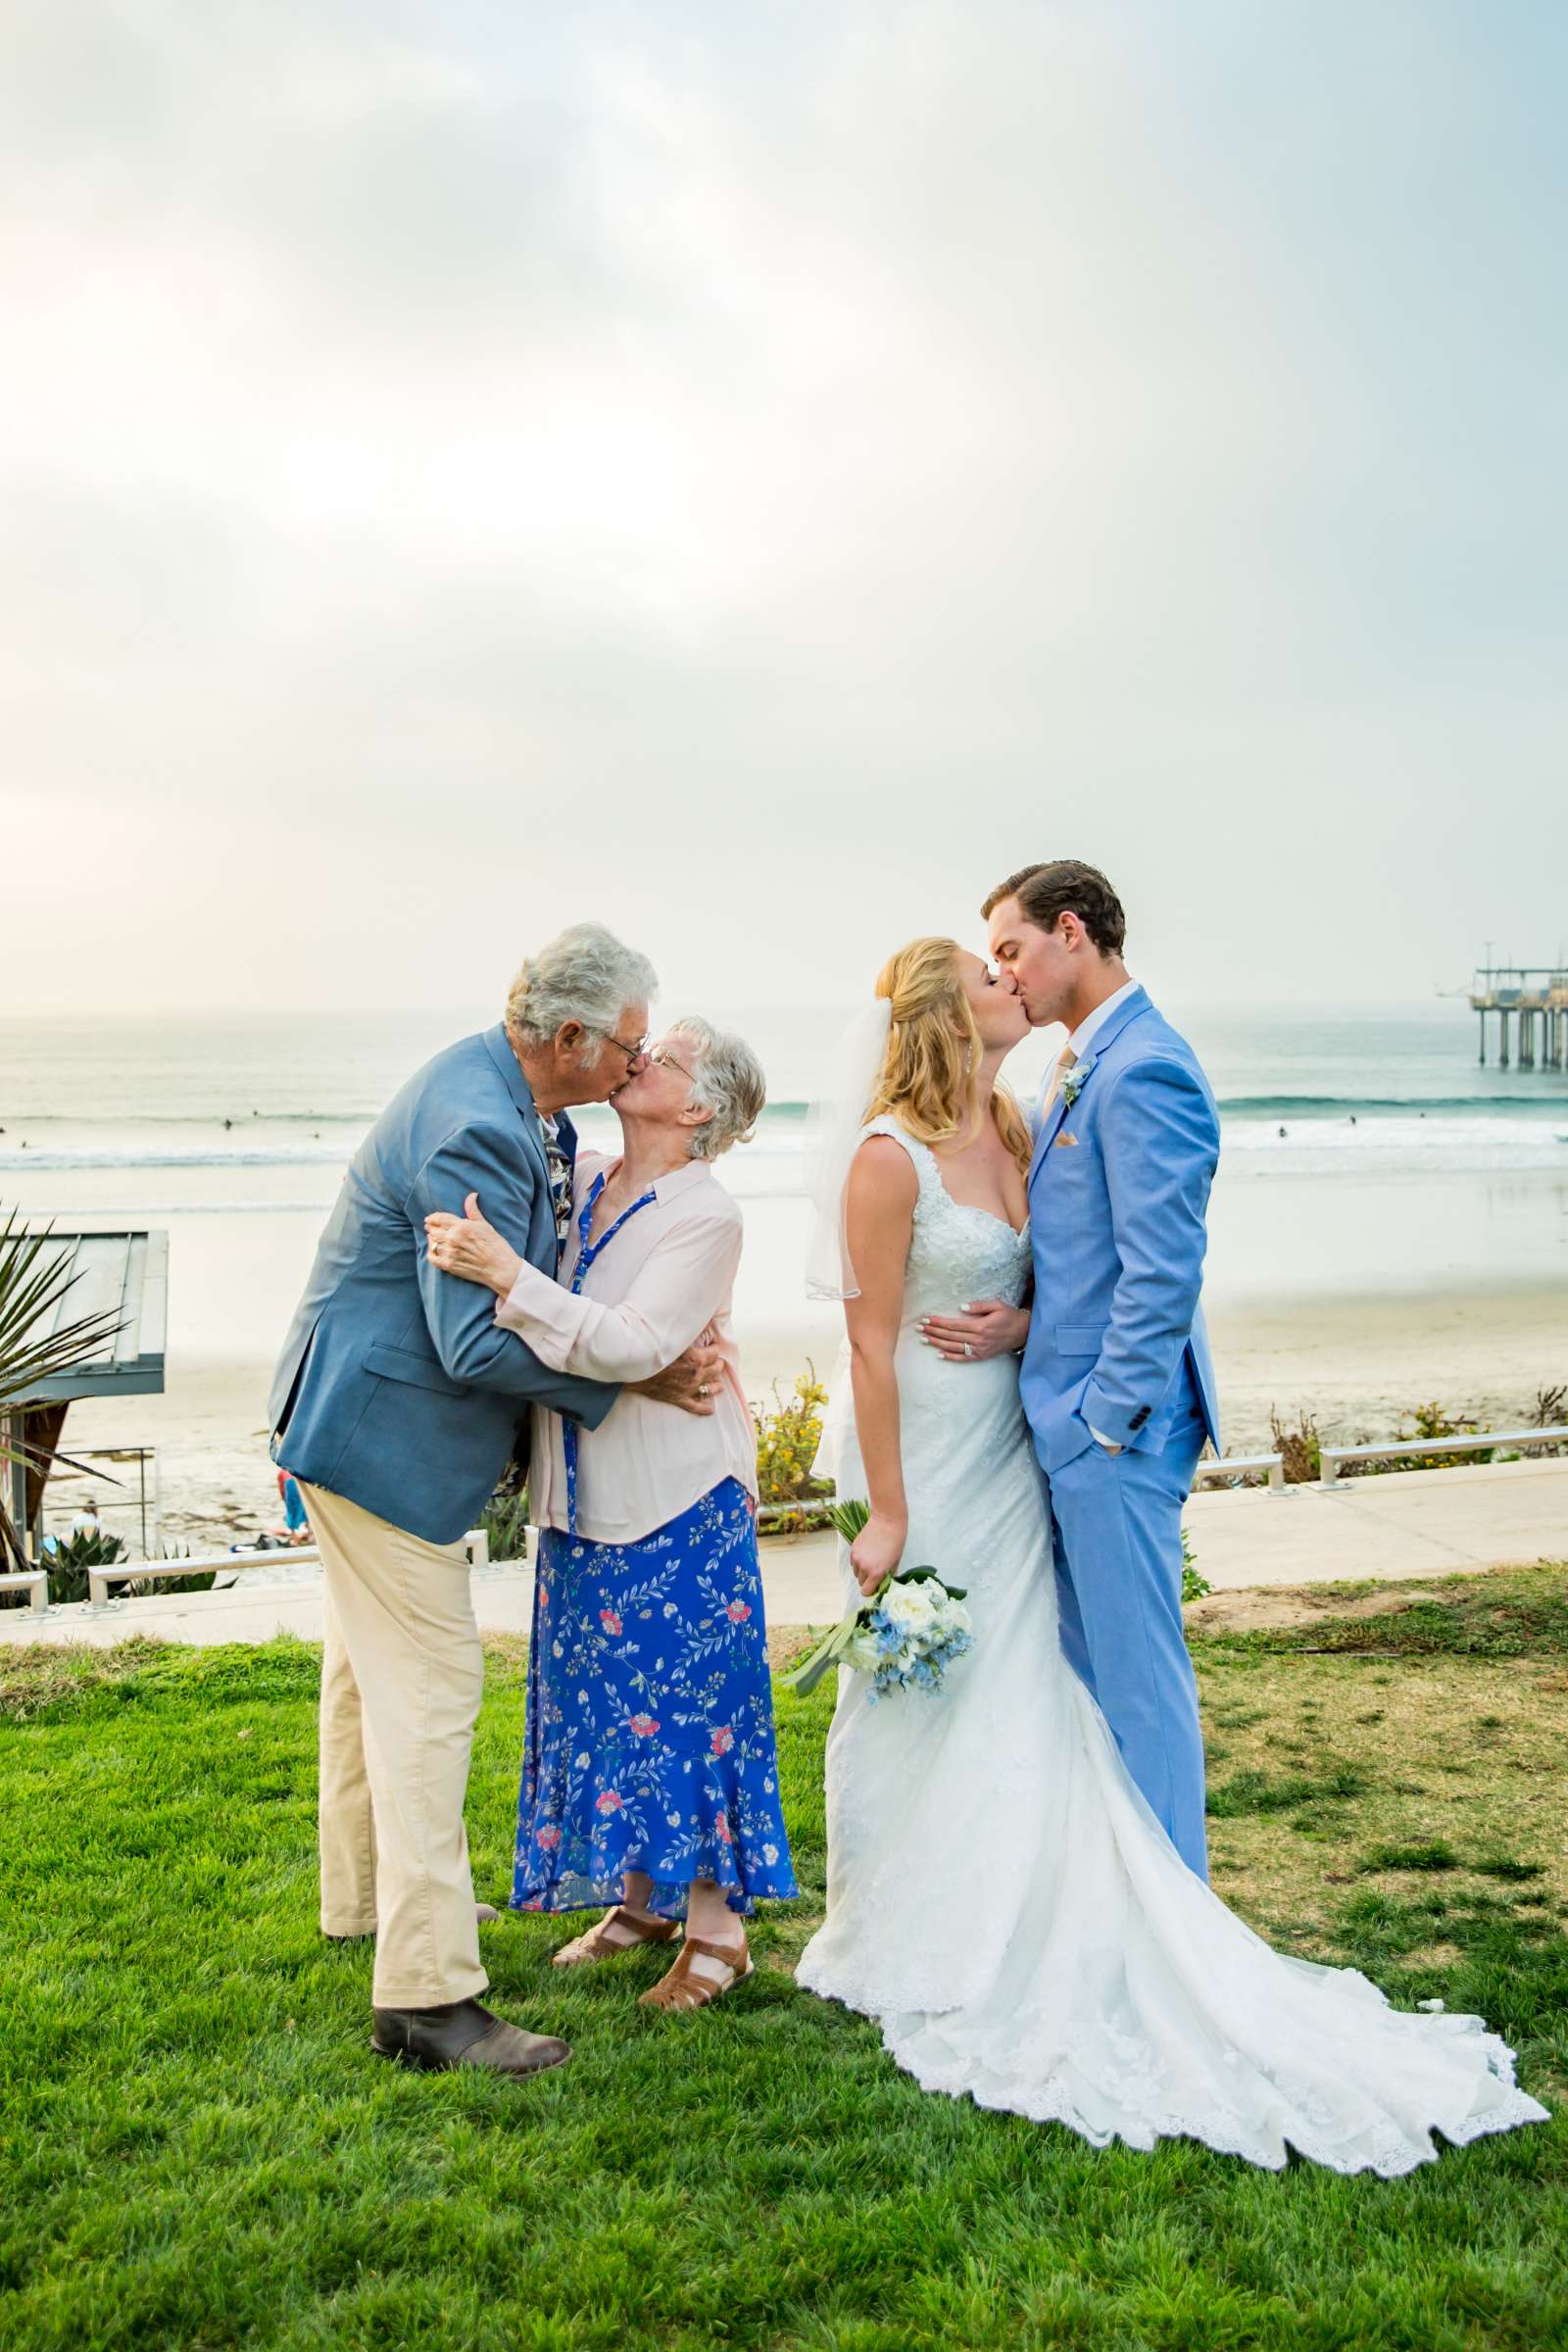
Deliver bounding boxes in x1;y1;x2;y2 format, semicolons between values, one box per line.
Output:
562;1170;657;1536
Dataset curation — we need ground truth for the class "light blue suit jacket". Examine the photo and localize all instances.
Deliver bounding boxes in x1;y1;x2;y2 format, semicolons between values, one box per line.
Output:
268;1024;617;1545
1020;987;1221;1476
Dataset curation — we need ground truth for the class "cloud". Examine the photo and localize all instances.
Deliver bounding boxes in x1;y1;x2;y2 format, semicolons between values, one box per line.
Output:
3;1;1565;1010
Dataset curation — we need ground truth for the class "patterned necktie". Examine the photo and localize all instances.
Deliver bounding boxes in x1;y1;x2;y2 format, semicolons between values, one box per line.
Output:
537;1113;574;1266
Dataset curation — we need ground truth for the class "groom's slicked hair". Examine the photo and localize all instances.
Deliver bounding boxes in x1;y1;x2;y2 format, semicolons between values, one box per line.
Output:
981;860;1126;956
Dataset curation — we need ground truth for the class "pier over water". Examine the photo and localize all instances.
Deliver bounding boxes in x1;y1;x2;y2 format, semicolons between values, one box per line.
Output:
1471;964;1568;1068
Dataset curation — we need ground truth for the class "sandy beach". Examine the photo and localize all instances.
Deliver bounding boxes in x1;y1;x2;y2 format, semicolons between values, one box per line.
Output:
11;1005;1566;1554
52;1272;1568;1552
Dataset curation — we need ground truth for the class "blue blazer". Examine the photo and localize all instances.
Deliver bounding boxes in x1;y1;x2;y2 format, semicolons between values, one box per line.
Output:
269;1024;618;1544
1020;986;1221;1476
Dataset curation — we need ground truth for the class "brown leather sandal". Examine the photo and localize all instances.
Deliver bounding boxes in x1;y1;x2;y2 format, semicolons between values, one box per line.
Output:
638;1936;754;2012
551;1905;680;1969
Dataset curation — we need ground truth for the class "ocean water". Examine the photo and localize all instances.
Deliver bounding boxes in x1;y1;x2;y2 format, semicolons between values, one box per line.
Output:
5;1002;1567;1182
4;1004;1566;1369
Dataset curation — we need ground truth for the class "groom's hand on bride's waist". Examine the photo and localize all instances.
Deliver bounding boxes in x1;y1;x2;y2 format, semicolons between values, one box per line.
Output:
919;1299;1030;1361
627;1341;724;1415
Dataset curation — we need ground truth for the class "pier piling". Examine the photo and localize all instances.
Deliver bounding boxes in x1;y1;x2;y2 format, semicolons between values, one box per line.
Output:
1470;964;1568;1076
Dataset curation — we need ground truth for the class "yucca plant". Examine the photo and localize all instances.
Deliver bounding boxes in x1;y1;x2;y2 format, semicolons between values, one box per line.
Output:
0;1210;125;1571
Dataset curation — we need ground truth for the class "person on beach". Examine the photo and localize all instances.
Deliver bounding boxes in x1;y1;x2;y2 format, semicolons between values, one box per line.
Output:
274;1468;311;1544
425;1016;798;2014
268;925;721;2082
795;915;1546;2167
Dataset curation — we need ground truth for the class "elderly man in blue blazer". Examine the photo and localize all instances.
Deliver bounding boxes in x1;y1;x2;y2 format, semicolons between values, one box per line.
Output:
270;923;718;2080
985;863;1221;1879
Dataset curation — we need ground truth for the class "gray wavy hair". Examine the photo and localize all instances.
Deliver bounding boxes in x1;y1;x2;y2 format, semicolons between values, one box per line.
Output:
670;1016;766;1160
505;923;659;1050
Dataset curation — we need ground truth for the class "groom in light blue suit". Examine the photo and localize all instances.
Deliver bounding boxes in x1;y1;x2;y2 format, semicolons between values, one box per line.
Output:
985;861;1221;1878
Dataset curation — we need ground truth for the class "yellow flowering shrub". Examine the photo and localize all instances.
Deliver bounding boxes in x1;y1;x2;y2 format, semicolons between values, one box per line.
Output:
752;1366;831;1531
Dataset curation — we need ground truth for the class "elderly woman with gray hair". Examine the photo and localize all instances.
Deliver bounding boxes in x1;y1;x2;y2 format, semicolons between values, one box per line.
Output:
425;1016;798;2012
272;918;738;2084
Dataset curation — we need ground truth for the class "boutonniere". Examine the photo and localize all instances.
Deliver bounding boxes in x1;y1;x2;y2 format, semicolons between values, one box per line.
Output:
1060;1054;1096;1112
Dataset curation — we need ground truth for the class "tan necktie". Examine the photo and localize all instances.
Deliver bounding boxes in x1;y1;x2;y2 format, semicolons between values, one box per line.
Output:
1042;1044;1077;1114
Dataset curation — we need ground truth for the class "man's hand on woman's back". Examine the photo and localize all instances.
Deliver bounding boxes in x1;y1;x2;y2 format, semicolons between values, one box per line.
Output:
629;1337;724;1415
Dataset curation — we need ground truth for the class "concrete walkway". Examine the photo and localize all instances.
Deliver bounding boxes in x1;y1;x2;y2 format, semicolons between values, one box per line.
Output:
3;1458;1563;1651
1185;1453;1568;1589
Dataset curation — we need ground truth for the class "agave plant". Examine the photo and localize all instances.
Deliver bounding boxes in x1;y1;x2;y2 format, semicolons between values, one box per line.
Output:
0;1210;125;1571
35;1523;127;1607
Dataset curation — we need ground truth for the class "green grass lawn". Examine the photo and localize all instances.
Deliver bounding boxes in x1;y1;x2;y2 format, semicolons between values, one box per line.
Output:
3;1568;1566;2351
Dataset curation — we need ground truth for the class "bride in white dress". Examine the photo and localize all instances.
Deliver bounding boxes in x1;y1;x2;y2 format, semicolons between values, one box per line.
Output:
795;936;1546;2175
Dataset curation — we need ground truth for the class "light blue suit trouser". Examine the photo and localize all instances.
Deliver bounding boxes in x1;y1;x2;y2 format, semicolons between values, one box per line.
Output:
1044;1365;1209;1880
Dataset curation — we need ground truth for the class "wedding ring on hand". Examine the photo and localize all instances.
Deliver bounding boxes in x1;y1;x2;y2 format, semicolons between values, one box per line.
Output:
963;1341;974;1359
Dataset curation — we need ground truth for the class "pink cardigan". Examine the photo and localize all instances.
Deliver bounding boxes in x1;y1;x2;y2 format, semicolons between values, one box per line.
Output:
495;1151;758;1544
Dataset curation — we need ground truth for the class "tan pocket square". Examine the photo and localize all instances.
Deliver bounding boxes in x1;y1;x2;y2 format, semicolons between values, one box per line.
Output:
1054;1132;1079;1148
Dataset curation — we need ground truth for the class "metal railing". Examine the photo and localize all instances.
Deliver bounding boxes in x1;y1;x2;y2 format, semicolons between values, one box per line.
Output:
83;1529;491;1606
22;1428;1563;1612
1194;1453;1285;1493
754;1453;1289;1529
1319;1426;1568;1488
757;1428;1563;1521
757;1498;834;1531
86;1544;320;1606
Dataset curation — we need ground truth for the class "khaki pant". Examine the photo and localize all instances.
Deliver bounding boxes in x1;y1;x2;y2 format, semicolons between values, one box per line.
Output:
303;1482;489;2009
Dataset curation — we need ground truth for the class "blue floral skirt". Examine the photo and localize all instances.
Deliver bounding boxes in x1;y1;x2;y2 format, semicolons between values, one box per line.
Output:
512;1477;798;1920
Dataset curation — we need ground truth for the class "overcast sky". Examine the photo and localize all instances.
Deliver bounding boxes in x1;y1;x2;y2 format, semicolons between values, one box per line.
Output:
6;1;1565;1016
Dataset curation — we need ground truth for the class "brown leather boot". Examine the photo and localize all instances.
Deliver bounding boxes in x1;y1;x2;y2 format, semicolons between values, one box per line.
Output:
371;1998;571;2079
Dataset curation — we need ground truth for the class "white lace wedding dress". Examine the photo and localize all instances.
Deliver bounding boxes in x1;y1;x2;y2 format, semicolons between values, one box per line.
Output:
795;1119;1547;2174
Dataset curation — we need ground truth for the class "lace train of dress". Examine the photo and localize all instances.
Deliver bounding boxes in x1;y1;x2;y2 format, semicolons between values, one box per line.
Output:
795;1120;1548;2174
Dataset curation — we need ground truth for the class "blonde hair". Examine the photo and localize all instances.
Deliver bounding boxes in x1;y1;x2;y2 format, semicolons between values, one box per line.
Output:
865;936;1032;1175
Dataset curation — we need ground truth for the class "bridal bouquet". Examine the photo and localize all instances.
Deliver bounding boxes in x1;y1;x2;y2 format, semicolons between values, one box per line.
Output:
781;1501;972;1702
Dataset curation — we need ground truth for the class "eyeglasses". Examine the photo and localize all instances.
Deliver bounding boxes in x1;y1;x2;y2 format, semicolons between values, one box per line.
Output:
592;1027;650;1066
648;1043;696;1084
